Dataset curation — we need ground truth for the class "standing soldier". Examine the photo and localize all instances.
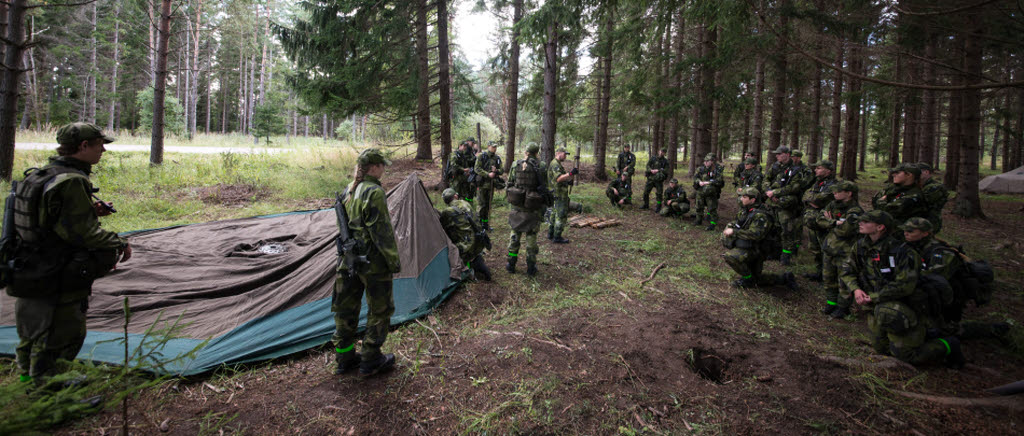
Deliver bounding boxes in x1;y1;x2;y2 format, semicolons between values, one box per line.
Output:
722;187;797;289
764;146;811;265
641;148;669;212
616;144;636;182
693;153;726;230
732;151;758;188
547;147;577;244
917;163;948;234
801;161;839;281
872;163;928;237
506;144;550;276
448;141;476;203
439;188;492;281
474;141;503;230
9;123;131;384
659;179;691;217
735;157;764;194
841;210;965;368
607;171;632;207
333;148;401;377
816;180;863;318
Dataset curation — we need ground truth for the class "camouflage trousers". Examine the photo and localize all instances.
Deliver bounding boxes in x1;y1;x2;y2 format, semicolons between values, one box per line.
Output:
508;230;539;264
722;248;784;286
659;200;690;217
332;272;395;362
548;195;569;238
451;177;474;203
822;237;856;308
867;302;948;365
477;186;494;226
775;207;803;255
16;296;89;379
642;180;664;208
695;192;721;224
606;188;631;206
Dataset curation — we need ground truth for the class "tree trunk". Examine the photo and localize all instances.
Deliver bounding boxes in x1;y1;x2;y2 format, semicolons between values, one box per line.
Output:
0;0;27;181
596;5;614;179
903;98;919;166
944;78;962;188
667;8;684;179
87;0;97;124
888;54;903;168
953;23;984;218
768;0;790;160
540;20;558;164
789;81;801;152
438;0;453;185
859;104;868;171
840;45;860;181
151;0;173;166
918;37;937;165
652;24;665;155
504;0;523;173
829;42;843;164
809;64;822;162
107;2;121;132
414;0;431;160
694;23;714;166
711;71;721;157
752;55;765;161
190;0;204;139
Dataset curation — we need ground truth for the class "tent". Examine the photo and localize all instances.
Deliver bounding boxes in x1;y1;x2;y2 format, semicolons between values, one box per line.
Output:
979;165;1024;194
0;173;462;375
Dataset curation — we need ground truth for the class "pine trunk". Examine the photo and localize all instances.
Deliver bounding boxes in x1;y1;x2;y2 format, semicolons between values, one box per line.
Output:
859;104;868;171
438;0;453;185
0;0;27;181
809;64;822;162
540;20;558;164
107;3;121;132
829;43;843;164
789;81;801;152
596;6;614;179
953;23;984;218
504;0;523;173
694;23;714;167
414;0;431;160
667;9;684;179
768;0;789;161
87;1;97;124
888;53;903;168
151;0;173;166
752;55;765;161
840;45;860;181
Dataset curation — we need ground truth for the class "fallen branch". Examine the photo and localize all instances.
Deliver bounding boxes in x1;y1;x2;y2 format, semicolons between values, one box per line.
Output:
415;319;444;350
639;262;666;287
895;390;1024;411
817;354;918;372
528;336;574;352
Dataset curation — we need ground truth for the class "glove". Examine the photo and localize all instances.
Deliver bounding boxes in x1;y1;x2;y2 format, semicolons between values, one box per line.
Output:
569;168;579;176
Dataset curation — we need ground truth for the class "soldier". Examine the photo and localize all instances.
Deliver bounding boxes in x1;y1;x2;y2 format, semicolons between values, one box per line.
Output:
439;188;492;281
474;141;503;230
693;153;726;230
917;163;948;234
816;180;864;318
841;210;965;368
732;151;757;188
641;148;669;211
722;187;797;289
448;141;476;203
506;144;550;276
735;157;764;194
547;147;577;244
764;146;811;265
901;218;1009;341
616;144;636;182
872;163;928;236
659;179;691;217
9;123;131;384
333;148;401;377
607;171;632;207
801;161;839;281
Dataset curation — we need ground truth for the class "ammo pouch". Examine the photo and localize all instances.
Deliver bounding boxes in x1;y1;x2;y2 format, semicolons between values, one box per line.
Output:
61;249;118;290
524;191;547;211
649;171;667;183
4;244;65;298
721;236;735;249
506;187;526;207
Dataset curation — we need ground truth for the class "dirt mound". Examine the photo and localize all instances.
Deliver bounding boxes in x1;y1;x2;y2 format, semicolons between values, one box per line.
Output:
195;183;267;206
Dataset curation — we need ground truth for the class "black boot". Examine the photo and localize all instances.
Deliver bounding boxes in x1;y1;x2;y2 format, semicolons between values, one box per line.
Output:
781;272;798;291
335;351;361;375
547;226;554;240
640;204;649;210
472;255;492;281
830;305;850;320
780;253;792;266
552;236;570;244
732;277;756;288
505;258;516;274
654;204;662;213
695;215;704;225
526;261;538;277
358;353;396;377
820;304;837;315
943;337;966;369
704;223;716;231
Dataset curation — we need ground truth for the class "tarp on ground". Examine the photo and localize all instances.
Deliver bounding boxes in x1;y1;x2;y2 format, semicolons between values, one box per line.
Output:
0;173;462;375
979;165;1024;194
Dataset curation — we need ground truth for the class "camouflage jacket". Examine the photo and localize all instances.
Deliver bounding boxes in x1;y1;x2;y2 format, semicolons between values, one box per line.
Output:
737;168;764;191
912;238;962;281
729;203;771;243
840;234;920;306
817;199;864;242
694;164;725;193
342;175;401;276
803;175;838;209
608;178;632;199
920;178;948;227
474;151;503;184
645;155;669;182
616;151;636;176
548;158;570;198
872;184;928;225
439;199;483;260
768;161;812;197
664;185;688;202
449;149;475;182
37;157;126;252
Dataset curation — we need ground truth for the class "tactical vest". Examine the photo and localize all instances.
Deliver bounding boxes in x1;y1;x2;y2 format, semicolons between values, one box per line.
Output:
513;158;541;192
14;164;88;244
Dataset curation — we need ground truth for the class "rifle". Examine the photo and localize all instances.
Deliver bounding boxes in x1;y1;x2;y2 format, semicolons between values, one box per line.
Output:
334;190;369;278
569;143;581;196
0;182;20;284
90;188;117;213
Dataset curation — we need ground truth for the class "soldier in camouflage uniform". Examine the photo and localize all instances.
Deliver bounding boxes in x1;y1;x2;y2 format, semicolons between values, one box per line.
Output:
816;180;863;318
659;179;690;217
607;171;632;207
801;161;839;282
616;144;637;182
10;123;131;384
474;141;503;230
722;187;797;289
916;163;948;234
448;141;476;203
439;188;491;281
693;153;726;230
841;210;965;368
901;218;1009;341
735;157;764;195
641;148;669;211
871;163;928;238
506;144;549;277
764;146;812;265
546;147;577;244
733;151;758;188
333;148;402;377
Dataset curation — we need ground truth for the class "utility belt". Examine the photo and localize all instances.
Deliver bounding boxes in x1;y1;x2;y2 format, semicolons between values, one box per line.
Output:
5;241;118;298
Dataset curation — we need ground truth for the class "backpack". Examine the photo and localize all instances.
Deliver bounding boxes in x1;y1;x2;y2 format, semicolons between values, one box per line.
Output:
923;242;995;307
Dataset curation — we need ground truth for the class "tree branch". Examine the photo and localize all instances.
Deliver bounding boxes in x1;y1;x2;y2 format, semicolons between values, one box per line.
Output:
25;0;97;9
889;0;1001;17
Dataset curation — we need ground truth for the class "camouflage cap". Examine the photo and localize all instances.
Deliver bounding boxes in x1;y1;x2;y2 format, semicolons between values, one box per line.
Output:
899;217;933;233
56;122;115;145
860;210;894;229
442;188;457;202
813;160;835;171
916;162;938;173
623;143;631;149
357;148;391;166
704;153;716;161
773;146;791;154
526;143;540;154
556;147;571;155
669;178;678;184
889;162;921;177
466;137;476;143
829;179;858;193
743;157;758;165
791;150;804;158
487;141;499;148
739;187;760;198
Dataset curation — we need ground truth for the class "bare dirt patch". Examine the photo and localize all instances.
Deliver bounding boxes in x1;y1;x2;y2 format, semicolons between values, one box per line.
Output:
195;183;268;207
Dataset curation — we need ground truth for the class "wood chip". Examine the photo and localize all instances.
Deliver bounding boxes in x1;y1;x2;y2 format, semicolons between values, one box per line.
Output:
203;382;225;393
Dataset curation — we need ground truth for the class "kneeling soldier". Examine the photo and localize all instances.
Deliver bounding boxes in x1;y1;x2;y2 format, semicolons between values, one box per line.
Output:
607;171;632;207
439;188;492;281
722;187;797;289
659;179;690;217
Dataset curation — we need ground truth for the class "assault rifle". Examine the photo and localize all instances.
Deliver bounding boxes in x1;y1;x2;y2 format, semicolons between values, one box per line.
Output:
334;190;369;277
0;182;20;285
91;188;117;213
569;142;581;196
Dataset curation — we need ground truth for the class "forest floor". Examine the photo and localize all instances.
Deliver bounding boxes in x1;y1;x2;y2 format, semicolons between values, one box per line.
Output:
20;157;1024;434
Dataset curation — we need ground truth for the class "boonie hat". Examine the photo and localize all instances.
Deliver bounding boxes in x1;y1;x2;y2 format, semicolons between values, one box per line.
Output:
442;188;457;202
57;122;115;145
791;150;804;158
526;143;540;154
704;153;716;161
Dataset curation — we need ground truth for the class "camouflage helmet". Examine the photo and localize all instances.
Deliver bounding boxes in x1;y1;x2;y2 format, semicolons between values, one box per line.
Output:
526;143;540;154
442;188;458;203
874;301;918;334
791;150;804;158
704;153;716;161
57;122;115;145
739;187;760;198
860;210;893;229
899;217;933;233
743;157;758;165
357;148;391;166
829;179;858;193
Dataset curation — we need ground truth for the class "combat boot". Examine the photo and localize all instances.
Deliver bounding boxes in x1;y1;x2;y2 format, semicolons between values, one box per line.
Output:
695;215;704;225
552;236;570;244
780;253;792;266
334;351;361;375
731;277;756;288
547;226;554;240
654;203;662;213
505;257;516;274
526;261;538;277
830;305;850;320
358;353;396;378
943;337;966;369
639;204;649;210
820;304;837;315
472;255;492;281
781;272;798;291
705;223;716;231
